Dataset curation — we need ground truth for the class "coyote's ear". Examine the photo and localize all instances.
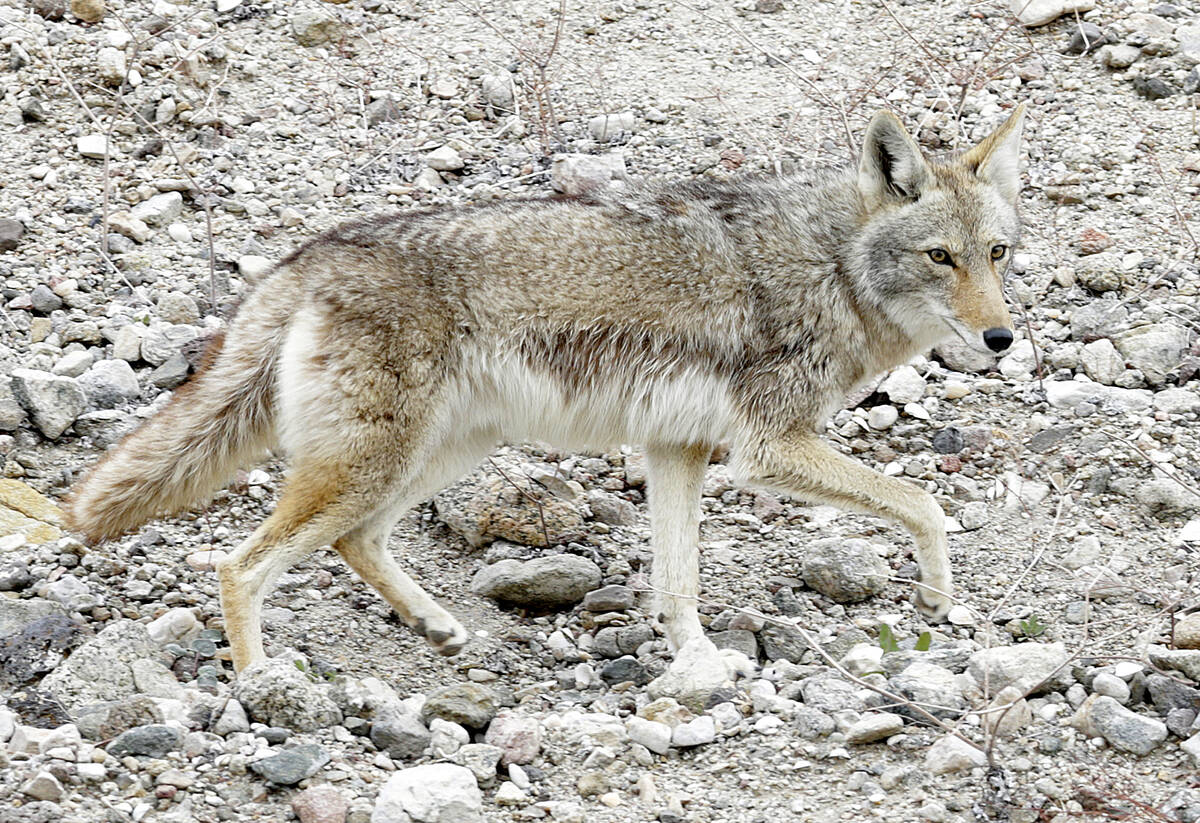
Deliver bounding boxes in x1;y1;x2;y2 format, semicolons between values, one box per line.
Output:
858;109;930;210
961;103;1026;204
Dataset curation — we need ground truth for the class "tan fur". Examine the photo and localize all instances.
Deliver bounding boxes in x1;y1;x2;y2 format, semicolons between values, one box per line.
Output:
67;106;1026;674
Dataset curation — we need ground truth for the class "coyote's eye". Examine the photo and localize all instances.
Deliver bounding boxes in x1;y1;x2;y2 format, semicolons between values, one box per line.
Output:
990;244;1008;260
927;248;953;266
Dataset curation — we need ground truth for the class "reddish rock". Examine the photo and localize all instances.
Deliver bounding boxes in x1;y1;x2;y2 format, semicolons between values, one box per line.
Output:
1077;228;1113;256
484;711;541;766
291;785;348;823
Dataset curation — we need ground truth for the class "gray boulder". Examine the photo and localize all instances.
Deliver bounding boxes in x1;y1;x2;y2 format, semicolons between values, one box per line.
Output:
372;763;482;823
967;642;1070;694
802;538;888;603
231;657;343;731
471;555;601;607
77;359;140;408
1114;324;1190;385
40;620;157;709
10;369;86;439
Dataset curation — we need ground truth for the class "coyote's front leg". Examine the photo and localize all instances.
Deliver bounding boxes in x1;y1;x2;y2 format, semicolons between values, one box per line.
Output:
737;431;953;620
645;444;753;706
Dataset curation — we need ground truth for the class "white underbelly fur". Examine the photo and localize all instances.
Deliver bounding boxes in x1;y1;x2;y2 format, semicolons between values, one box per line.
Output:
453;348;737;452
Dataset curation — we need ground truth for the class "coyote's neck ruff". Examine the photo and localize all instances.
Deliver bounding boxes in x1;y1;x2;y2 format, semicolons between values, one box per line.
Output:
68;106;1025;685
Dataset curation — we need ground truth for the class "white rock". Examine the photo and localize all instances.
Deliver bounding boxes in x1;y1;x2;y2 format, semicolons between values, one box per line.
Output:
426;145;464;172
588;111;636;141
131;192;183;227
846;713;904;744
1183;733;1200;767
20;770;64;801
671;716;715;747
967;642;1069;693
982;685;1031;738
924;734;986;774
77;359;140;408
1154;388;1200;415
1092;672;1131;703
77;134;110;159
1062;535;1101;570
998;339;1036;379
238;255;274;279
167;223;192;243
559;711;627;748
879;366;926;404
507;763;530;791
0;709;14;743
9;725;52;754
551;152;627;196
946;605;975;626
1011;0;1095;27
840;643;884;677
996;471;1050;513
112;326;143;362
45;574;100;611
185;549;227;572
1113;662;1144;680
147;607;200;645
904;402;931;420
867;405;898;429
1080;339;1124;385
372;763;482;823
1097;44;1141;69
108;211;152;243
52;350;94;378
626;717;671;755
97;47;127;85
1069;695;1167;755
943;380;970;400
429;718;470;759
11;368;86;439
212;699;250;736
959;501;988;531
494;781;527;806
77;762;107;781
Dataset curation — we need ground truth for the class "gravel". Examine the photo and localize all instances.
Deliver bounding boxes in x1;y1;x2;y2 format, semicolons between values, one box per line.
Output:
1;1;1198;820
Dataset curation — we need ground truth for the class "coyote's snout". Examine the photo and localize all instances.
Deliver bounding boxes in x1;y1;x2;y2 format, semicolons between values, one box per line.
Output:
67;105;1027;689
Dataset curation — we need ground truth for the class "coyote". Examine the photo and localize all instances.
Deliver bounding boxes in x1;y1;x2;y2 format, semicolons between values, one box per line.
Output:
67;105;1024;685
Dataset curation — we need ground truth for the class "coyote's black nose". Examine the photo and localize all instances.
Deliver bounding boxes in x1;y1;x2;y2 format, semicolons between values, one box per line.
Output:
982;328;1013;353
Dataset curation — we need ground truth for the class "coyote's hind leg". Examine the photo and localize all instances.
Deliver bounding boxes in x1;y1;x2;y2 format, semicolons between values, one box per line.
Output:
334;515;470;656
332;435;493;656
218;458;384;671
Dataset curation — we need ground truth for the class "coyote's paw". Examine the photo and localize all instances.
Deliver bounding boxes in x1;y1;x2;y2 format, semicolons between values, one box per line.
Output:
914;587;953;623
411;611;470;657
648;637;755;712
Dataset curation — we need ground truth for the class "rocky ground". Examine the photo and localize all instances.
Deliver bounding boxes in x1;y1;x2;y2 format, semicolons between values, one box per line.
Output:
2;0;1200;821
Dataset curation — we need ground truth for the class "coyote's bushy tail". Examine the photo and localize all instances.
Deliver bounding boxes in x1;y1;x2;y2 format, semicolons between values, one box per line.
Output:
65;286;292;543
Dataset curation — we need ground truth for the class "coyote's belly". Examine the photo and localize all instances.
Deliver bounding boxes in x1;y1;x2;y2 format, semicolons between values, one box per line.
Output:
457;348;738;452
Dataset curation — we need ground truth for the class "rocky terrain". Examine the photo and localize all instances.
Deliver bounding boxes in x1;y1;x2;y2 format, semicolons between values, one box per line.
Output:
1;0;1200;821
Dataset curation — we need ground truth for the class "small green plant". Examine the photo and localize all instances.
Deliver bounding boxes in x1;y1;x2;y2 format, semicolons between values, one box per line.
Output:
914;630;932;652
1019;614;1047;638
878;623;900;653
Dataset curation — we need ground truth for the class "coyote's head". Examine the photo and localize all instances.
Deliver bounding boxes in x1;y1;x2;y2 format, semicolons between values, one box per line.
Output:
852;104;1026;356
